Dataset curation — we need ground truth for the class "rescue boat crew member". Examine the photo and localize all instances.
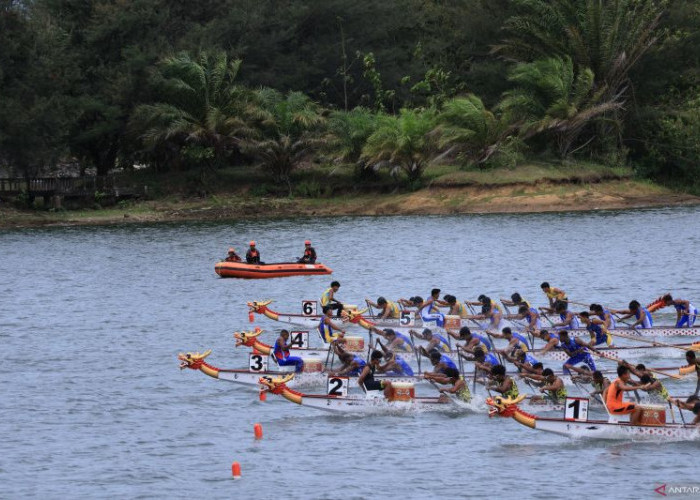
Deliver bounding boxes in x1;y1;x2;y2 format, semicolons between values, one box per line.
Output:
663;294;698;328
319;305;346;343
358;351;393;397
541;282;567;313
418;289;445;327
298;240;317;264
558;330;597;375
578;311;613;347
320;281;343;317
366;297;400;319
552;301;580;330
245;241;260;264
273;329;304;372
488;364;519;399
606;365;645;423
610;300;653;329
224;247;242;262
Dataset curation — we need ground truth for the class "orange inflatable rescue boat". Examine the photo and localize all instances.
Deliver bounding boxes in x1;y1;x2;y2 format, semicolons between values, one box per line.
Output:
215;261;333;279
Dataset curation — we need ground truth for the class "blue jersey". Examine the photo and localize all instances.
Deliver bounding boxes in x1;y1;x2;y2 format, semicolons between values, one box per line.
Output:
472;334;492;352
433;334;451;352
586;322;611;346
511;332;530;352
394;332;414;352
439;355;458;372
635;308;653;328
318;317;335;343
559;312;580;330
484;353;501;367
392;355;414;376
523;353;539;366
559;337;586;356
348;356;366;376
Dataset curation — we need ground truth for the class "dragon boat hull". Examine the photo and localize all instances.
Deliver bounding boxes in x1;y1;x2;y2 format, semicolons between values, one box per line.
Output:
216;262;332;279
521;417;700;441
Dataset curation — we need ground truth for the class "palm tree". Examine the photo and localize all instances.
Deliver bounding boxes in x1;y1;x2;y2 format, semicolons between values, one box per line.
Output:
495;0;665;101
243;88;325;193
434;95;514;169
129;51;251;186
325;107;379;178
362;108;438;183
499;56;622;158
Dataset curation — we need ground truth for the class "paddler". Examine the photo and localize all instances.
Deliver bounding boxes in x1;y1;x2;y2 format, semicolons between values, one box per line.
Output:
466;346;501;374
370;327;413;352
417;289;446;327
441;294;468;318
330;342;366;376
411;327;451;355
397;296;422;309
557;330;597;375
298;240;317;264
610;300;653;329
425;367;471;403
551;301;580;330
501;292;531;309
685;351;700;395
245;241;261;264
535;329;560;354
506;304;541;333
540;282;568;313
358;350;393;397
321;281;343;317
464;296;503;332
492;326;530;354
537;368;567;403
605;365;645;423
319;305;347;343
448;326;492;354
429;349;458;374
376;342;414;376
273;329;304;372
366;297;400;319
662;294;698;327
578;311;613;347
487;365;519;399
590;303;617;330
224;247;242;262
588;370;611;400
502;348;540;373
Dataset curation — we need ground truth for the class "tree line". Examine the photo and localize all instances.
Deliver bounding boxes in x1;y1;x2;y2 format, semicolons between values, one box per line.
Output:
1;0;699;195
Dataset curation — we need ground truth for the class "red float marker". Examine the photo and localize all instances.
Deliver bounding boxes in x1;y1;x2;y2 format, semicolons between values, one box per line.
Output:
248;311;254;323
232;461;241;479
254;423;263;440
259;389;266;401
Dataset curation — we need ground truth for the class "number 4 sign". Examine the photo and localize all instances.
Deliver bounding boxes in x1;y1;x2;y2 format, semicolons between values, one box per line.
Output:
302;300;317;316
564;397;589;422
289;331;309;349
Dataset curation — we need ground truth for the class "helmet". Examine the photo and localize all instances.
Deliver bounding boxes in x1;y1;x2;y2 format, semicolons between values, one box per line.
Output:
305;240;311;245
228;247;235;253
249;241;256;246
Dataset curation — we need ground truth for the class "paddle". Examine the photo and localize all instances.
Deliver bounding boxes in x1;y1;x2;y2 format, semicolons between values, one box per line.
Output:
589;348;683;380
668;400;676;424
607;330;700;352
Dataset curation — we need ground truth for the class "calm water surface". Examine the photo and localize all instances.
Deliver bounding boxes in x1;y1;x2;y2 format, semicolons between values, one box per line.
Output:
1;207;699;499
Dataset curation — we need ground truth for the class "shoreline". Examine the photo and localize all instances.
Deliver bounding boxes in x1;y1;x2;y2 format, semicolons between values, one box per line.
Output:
1;179;699;229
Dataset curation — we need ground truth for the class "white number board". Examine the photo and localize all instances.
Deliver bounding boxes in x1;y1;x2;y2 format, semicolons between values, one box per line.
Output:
289;331;309;349
399;310;415;326
327;376;348;397
564;397;589;422
302;300;317;316
248;353;268;372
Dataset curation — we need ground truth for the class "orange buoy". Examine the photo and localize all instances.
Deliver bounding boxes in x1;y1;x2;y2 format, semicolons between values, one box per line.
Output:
232;461;241;479
249;311;254;323
259;389;267;401
254;423;263;439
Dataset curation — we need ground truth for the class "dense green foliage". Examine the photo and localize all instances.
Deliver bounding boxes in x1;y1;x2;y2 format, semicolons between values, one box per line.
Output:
1;0;699;195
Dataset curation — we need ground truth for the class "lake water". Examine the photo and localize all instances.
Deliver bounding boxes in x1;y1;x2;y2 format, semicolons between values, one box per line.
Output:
1;207;699;499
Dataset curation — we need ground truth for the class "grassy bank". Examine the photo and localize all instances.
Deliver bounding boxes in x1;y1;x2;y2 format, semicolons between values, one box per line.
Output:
1;161;698;228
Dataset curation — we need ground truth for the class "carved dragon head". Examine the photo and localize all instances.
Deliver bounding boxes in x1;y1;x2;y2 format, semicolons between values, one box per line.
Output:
485;394;527;418
178;350;212;370
247;300;272;313
234;328;264;347
258;373;295;394
342;308;368;323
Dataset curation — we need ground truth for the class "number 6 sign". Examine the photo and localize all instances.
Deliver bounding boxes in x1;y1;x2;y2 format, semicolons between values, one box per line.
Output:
302;300;317;316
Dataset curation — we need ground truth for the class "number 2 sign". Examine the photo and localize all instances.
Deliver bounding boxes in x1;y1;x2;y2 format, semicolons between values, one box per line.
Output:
327;376;348;397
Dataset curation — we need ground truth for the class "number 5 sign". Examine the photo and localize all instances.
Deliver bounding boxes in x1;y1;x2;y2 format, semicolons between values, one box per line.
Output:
564;397;589;422
302;300;317;316
399;310;415;326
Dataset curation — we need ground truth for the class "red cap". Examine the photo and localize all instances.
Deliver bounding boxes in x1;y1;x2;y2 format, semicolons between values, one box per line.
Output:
249;241;256;246
305;240;311;245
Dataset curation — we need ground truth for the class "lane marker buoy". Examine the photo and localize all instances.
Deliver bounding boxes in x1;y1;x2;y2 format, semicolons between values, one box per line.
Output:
254;423;263;440
232;461;241;479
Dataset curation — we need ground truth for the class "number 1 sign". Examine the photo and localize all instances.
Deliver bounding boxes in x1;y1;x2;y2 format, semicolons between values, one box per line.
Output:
564;397;589;422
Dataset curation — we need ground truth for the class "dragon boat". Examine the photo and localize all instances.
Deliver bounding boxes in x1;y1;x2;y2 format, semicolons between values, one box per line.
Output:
486;394;700;441
216;262;332;279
